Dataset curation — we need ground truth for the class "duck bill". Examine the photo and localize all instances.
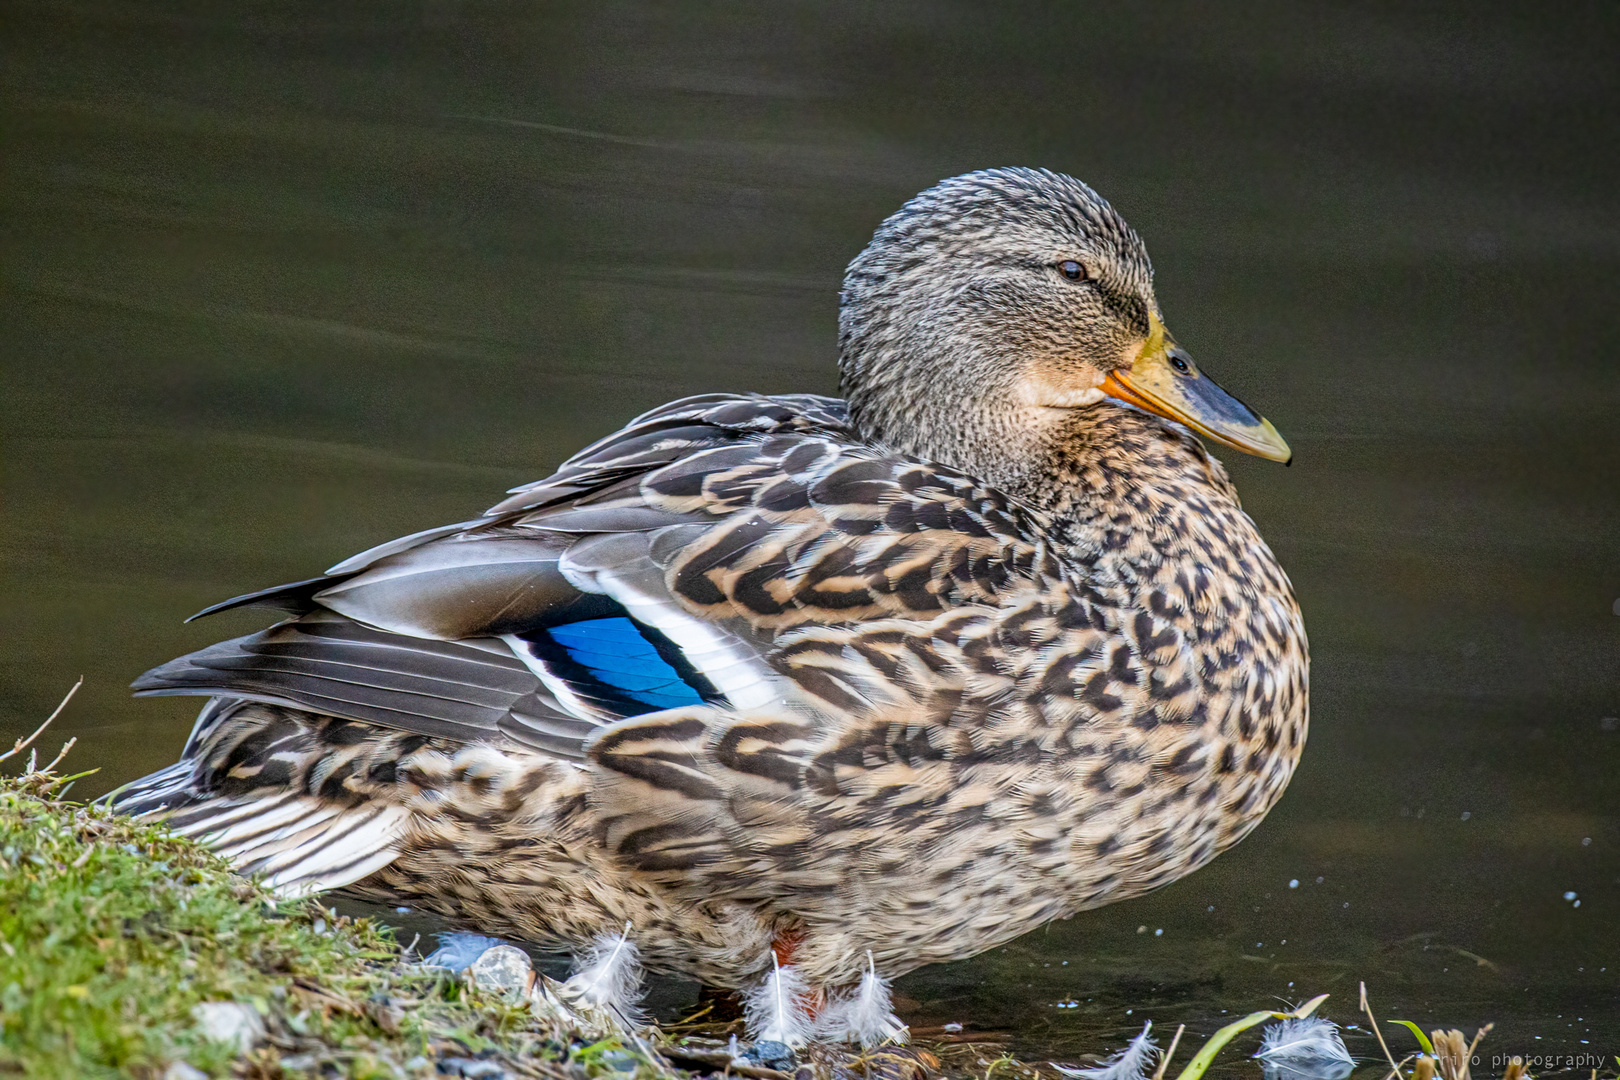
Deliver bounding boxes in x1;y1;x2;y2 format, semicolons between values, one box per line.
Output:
1100;319;1292;463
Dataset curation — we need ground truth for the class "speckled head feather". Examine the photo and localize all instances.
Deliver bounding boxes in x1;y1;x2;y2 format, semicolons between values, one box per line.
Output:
840;168;1157;500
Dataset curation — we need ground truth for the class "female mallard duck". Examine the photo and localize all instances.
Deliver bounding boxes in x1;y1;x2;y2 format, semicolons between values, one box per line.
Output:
116;168;1305;1043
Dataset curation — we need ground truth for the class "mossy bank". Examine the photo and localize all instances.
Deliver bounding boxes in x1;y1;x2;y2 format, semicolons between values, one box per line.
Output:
0;771;680;1079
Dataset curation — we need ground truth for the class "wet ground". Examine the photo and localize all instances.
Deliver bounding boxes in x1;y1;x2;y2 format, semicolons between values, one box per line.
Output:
3;1;1618;1072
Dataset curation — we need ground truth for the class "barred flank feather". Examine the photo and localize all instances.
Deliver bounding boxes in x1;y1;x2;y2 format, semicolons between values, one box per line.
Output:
820;951;907;1046
1254;1017;1355;1073
558;923;646;1025
1054;1022;1157;1080
743;951;814;1048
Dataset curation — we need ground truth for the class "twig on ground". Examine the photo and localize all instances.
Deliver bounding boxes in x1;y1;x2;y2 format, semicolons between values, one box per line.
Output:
1150;1024;1185;1080
38;737;78;775
0;677;83;766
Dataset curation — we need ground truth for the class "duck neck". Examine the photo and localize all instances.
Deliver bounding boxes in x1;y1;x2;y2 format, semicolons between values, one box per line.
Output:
842;351;1053;497
1033;403;1254;584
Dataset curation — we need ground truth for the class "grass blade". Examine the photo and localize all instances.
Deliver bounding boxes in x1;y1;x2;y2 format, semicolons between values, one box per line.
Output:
1170;993;1334;1080
1171;1011;1274;1080
1389;1021;1437;1056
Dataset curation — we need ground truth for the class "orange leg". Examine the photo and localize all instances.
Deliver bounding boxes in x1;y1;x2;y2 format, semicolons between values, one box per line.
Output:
771;930;825;1016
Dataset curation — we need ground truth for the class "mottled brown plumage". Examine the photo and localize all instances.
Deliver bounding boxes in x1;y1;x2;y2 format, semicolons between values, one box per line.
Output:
115;169;1306;1040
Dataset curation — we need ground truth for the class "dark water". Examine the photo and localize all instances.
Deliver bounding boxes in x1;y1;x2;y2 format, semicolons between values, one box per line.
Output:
4;0;1618;1070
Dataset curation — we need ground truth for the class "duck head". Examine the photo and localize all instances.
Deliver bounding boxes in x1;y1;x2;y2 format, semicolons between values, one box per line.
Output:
838;168;1290;500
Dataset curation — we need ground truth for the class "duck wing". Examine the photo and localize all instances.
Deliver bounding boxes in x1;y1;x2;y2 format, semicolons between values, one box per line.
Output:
128;393;1077;907
134;388;1050;768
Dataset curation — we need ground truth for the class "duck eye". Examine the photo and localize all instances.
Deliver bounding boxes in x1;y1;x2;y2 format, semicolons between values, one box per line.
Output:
1059;260;1087;281
1170;355;1190;374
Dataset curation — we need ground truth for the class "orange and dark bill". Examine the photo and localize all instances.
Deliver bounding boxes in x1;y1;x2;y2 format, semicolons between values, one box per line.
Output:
1101;314;1292;463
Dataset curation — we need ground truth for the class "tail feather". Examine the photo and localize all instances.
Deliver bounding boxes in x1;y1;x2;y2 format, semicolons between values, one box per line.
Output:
167;792;328;851
253;805;408;896
127;785;409;898
108;759;200;818
109;701;410;899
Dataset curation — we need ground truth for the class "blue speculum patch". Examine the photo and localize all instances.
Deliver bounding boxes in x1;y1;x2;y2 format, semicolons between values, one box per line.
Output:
525;616;713;716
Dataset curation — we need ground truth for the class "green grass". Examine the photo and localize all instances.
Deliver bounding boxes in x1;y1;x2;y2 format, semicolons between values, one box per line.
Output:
0;770;660;1079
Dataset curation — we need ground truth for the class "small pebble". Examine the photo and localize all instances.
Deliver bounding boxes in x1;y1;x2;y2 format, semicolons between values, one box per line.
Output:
469;945;534;998
191;1001;264;1053
597;1050;640;1073
436;1058;507;1078
750;1040;797;1072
